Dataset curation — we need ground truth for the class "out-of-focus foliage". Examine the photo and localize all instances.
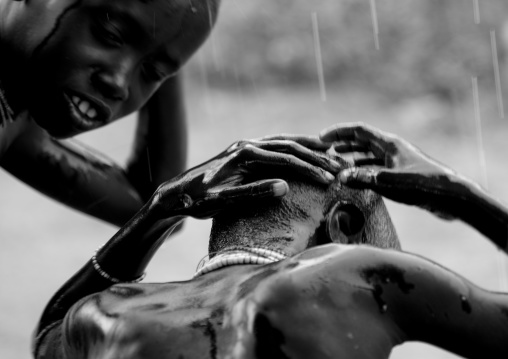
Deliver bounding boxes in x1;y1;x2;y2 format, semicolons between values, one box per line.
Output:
189;0;508;100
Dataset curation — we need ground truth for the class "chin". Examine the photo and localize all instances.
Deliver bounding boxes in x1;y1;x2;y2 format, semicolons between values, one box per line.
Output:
29;103;79;139
29;93;97;139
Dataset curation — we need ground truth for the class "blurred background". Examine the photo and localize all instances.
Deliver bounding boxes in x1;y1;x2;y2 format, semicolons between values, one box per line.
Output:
2;0;508;357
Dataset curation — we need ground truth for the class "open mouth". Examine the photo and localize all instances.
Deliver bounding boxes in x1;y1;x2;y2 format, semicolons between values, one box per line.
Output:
64;92;109;131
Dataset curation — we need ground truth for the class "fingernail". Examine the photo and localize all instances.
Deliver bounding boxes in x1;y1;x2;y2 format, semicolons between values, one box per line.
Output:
272;182;288;197
330;159;342;171
325;171;335;182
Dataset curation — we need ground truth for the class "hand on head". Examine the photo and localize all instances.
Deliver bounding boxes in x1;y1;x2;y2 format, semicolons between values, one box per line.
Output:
152;135;343;219
319;122;469;218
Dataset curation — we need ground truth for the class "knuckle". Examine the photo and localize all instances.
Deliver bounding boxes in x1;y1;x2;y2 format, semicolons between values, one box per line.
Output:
227;139;251;152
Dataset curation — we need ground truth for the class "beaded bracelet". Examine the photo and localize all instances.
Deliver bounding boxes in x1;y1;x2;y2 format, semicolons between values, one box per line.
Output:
92;246;146;283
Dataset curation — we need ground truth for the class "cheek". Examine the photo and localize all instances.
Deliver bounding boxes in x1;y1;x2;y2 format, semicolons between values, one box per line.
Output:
30;25;91;77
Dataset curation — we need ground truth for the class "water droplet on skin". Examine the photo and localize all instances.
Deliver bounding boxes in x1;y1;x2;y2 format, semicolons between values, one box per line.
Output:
381;304;388;313
191;6;197;13
460;295;472;314
347;332;354;340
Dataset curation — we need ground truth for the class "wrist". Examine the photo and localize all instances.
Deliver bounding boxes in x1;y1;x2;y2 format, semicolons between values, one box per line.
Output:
150;182;193;218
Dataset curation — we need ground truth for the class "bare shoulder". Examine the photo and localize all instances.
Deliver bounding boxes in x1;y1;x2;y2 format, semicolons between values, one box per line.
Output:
228;246;409;358
247;243;464;318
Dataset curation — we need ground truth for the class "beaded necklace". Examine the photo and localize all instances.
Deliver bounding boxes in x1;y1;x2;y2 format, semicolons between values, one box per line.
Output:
194;246;289;277
0;80;14;127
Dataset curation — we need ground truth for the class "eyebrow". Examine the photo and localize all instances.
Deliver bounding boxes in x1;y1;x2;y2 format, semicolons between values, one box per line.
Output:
102;6;181;71
103;6;146;38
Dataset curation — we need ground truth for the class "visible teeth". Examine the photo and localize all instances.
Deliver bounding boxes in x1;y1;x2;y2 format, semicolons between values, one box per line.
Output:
79;101;90;114
87;108;97;119
69;94;99;120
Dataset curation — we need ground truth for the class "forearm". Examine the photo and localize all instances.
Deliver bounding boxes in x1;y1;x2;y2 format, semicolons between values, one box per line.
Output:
444;176;508;252
126;75;188;200
2;128;145;226
371;250;508;358
34;195;184;353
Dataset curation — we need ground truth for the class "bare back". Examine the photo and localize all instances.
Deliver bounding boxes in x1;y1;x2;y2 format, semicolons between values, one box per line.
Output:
37;244;507;359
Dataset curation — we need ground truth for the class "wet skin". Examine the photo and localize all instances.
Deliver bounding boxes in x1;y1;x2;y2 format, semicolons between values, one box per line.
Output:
0;0;224;226
1;0;215;138
37;245;508;359
34;126;508;358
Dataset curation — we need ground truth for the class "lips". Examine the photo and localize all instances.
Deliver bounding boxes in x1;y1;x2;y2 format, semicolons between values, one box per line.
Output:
64;91;110;131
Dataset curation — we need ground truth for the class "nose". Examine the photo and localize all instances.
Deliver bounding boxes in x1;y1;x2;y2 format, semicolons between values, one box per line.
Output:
91;66;130;102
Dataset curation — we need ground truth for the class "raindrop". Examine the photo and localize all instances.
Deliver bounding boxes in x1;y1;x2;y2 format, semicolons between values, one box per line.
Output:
472;0;481;24
189;0;197;13
460;295;472;314
490;30;505;119
311;12;327;102
471;76;488;189
146;147;153;183
369;0;380;50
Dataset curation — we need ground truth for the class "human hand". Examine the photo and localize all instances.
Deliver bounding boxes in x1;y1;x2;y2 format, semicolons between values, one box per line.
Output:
152;136;342;219
319;122;469;218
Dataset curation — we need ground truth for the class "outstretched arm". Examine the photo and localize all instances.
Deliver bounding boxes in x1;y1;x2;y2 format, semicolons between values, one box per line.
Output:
366;247;508;358
296;244;508;358
33;136;341;357
1;76;187;227
320;123;508;253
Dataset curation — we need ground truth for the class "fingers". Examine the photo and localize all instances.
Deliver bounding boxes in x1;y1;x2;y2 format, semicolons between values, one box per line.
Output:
241;145;337;185
214;179;289;200
250;139;343;174
188;180;289;219
320;122;396;156
257;134;331;151
320;122;386;142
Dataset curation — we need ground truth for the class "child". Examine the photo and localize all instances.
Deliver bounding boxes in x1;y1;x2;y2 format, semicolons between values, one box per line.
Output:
0;0;220;226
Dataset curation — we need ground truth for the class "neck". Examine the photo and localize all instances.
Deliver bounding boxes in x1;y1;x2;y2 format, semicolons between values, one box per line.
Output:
194;245;289;277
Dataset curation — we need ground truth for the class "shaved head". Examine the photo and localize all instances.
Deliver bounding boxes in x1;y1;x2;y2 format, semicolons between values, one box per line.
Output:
209;150;399;255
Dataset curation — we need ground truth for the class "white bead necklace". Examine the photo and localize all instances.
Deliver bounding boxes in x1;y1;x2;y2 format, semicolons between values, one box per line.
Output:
194;247;288;277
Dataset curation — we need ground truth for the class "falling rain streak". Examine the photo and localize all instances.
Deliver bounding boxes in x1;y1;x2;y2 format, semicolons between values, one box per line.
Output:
471;76;507;291
473;0;480;24
146;147;153;183
369;0;380;50
311;12;326;102
205;0;219;70
471;77;488;189
490;30;505;119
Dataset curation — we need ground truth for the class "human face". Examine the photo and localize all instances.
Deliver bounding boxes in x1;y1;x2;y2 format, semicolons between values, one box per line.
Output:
17;0;218;138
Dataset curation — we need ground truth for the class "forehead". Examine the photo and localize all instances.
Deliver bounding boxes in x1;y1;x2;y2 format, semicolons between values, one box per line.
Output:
79;0;219;18
61;0;219;62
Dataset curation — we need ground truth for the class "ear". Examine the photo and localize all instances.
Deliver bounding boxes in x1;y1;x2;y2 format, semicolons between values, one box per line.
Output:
325;202;365;244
